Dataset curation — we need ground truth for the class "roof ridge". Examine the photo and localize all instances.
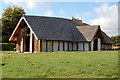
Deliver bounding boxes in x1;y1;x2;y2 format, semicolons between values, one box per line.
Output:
23;14;73;22
76;25;99;27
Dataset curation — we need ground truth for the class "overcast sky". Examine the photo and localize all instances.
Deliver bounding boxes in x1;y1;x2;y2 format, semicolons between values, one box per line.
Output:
0;0;119;36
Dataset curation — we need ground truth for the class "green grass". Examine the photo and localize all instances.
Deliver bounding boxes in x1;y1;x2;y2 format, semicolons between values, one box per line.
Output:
1;51;118;78
1;51;17;54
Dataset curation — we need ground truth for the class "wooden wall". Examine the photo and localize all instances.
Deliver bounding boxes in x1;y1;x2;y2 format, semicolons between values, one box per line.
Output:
34;36;40;52
42;40;46;52
101;44;112;50
17;33;108;52
15;26;104;53
47;41;53;52
40;40;90;52
16;34;112;52
16;31;40;53
90;38;101;51
16;35;21;53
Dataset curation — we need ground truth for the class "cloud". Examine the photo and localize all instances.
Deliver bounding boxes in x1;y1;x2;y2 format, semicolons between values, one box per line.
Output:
89;3;118;36
27;1;35;10
3;0;49;10
43;10;53;16
2;0;54;17
60;10;64;14
3;0;34;10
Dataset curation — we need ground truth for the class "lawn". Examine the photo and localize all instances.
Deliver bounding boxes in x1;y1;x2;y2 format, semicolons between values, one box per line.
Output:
1;51;118;78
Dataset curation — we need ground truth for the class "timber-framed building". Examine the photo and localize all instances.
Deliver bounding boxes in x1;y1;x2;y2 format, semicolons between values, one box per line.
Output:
9;15;114;53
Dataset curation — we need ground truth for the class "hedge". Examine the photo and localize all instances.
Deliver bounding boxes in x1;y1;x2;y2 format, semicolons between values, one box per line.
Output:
0;43;16;51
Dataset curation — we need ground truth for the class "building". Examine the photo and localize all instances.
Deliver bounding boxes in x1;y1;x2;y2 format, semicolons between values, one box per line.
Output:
9;15;114;53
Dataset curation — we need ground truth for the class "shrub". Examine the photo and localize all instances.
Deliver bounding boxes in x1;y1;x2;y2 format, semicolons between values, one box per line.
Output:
0;43;16;51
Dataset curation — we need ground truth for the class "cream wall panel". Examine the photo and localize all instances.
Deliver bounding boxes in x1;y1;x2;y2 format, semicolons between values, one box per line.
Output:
98;38;101;51
69;42;72;51
78;42;83;51
91;40;94;51
84;43;89;51
42;40;46;52
73;42;77;51
47;41;52;52
29;31;33;52
64;41;68;51
59;41;63;51
53;41;58;52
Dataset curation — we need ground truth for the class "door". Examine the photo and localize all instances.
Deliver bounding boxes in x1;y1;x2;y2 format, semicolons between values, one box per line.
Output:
93;38;98;51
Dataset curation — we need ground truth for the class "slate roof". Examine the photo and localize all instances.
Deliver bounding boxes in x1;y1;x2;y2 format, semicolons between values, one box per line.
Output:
24;15;87;42
10;15;114;44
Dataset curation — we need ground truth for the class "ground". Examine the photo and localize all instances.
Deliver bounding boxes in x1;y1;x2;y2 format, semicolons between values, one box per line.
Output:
1;51;118;78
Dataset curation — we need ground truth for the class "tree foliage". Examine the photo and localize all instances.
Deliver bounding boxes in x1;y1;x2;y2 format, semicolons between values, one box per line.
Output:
110;35;120;46
2;6;25;42
0;19;2;42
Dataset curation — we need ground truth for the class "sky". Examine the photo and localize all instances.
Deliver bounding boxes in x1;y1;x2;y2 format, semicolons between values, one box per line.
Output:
0;0;119;36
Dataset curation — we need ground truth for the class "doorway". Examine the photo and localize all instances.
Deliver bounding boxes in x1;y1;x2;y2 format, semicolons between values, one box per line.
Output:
23;27;30;52
93;38;98;51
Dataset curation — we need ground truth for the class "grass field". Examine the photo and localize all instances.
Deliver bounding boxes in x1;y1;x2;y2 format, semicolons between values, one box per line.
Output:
1;51;118;78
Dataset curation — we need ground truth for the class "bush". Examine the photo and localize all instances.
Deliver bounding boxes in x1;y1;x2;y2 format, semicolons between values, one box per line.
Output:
0;43;16;51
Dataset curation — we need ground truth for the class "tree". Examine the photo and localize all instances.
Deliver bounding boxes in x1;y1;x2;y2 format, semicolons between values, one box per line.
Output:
0;19;2;42
110;35;120;46
2;6;25;43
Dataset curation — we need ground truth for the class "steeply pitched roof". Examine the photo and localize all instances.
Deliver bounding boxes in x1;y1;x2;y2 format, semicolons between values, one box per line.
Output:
76;25;114;44
76;25;99;41
101;31;115;44
10;15;114;44
24;15;87;42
